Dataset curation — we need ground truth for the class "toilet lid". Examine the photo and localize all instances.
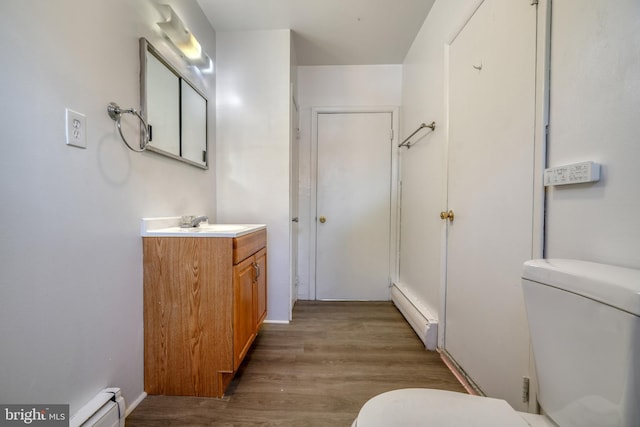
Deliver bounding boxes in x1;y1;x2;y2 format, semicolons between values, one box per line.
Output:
355;389;530;427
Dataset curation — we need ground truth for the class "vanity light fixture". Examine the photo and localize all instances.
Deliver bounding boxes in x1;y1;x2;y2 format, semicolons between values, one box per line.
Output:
157;5;211;69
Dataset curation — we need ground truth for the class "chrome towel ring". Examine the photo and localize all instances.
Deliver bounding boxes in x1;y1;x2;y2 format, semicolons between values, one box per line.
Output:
107;102;150;152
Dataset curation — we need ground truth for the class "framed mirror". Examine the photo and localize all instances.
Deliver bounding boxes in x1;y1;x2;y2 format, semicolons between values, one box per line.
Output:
139;38;208;169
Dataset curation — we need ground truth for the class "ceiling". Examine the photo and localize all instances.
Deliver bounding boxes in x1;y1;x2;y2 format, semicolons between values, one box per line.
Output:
196;0;435;66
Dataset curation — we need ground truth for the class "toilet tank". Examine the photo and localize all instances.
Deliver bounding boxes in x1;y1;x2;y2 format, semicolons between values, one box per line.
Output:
522;259;640;427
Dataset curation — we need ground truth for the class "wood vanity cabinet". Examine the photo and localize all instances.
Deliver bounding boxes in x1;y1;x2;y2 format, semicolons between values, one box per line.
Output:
143;228;267;398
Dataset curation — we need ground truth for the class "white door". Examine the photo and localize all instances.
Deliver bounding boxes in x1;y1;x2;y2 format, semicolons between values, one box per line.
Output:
315;112;392;300
445;0;537;410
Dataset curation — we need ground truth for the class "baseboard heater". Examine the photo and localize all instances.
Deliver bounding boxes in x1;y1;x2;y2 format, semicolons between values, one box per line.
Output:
391;284;438;350
70;388;126;427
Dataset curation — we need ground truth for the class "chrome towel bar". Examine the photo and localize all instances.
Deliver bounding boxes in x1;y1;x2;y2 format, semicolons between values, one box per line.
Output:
398;121;436;149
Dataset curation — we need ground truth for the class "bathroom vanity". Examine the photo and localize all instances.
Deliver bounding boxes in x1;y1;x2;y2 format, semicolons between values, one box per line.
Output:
141;219;267;397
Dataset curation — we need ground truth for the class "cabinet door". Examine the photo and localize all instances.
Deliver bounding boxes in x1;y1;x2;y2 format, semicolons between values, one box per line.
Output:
255;249;267;328
233;256;256;370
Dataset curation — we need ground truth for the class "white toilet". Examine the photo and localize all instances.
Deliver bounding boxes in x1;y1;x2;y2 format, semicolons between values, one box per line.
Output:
353;259;640;427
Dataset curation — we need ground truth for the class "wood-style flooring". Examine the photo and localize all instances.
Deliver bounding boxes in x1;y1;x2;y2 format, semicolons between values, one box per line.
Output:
126;301;466;426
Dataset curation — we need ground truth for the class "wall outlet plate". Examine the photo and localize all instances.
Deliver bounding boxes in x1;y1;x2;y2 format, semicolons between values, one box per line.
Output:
65;108;87;149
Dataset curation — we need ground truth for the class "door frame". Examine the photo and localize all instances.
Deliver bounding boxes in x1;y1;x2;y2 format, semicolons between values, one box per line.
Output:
309;106;400;300
289;86;300;320
527;0;551;412
440;0;551;413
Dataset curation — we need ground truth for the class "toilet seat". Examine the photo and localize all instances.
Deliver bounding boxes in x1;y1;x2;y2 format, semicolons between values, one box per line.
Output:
353;389;531;427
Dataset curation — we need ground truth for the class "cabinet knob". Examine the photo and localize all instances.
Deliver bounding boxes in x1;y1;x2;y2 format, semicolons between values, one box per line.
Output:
319;216;327;224
440;210;455;222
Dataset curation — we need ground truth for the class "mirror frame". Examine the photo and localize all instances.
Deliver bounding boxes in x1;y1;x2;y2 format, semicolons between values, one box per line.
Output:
139;37;209;169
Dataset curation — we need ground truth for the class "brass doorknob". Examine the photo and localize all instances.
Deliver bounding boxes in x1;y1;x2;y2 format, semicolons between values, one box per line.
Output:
440;210;454;222
319;216;327;223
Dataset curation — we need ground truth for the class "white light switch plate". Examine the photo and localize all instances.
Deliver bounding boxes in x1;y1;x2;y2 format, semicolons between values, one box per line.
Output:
65;108;87;149
544;161;600;186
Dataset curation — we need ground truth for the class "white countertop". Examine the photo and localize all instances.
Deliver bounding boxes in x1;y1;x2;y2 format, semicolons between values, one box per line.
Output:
141;217;266;237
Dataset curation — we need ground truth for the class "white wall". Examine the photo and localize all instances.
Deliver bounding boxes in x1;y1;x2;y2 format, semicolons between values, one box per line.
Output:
398;0;483;320
0;0;216;414
545;0;640;268
216;30;292;321
296;65;402;299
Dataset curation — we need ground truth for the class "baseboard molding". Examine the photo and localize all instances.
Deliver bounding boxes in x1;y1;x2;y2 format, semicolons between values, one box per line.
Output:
125;391;147;417
263;319;290;324
439;350;483;396
390;284;438;350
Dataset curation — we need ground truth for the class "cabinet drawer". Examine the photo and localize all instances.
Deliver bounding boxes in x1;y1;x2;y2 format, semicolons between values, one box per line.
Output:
233;229;267;264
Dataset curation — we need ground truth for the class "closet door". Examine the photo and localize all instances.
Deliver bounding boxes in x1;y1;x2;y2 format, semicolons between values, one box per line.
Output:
444;0;537;410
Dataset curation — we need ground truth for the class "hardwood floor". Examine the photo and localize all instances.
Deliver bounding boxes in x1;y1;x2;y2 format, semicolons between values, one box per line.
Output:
126;301;466;426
